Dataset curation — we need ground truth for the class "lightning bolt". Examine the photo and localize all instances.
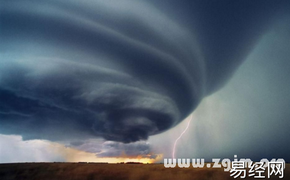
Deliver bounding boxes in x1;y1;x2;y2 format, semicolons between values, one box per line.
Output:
172;114;193;159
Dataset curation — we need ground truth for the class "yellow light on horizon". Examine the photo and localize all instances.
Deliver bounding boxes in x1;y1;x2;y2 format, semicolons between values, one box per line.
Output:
48;141;162;164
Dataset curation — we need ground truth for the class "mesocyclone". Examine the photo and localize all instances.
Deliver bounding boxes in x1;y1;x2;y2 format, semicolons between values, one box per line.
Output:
0;0;288;143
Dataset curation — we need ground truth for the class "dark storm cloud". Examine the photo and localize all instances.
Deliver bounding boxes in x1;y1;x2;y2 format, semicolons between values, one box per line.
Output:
67;139;157;159
0;0;289;143
96;141;156;159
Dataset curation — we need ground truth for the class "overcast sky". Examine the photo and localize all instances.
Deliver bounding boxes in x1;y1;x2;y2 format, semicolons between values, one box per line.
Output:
150;21;290;162
1;0;290;163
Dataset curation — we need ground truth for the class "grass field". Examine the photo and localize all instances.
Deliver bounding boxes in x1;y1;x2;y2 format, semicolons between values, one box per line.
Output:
0;163;289;180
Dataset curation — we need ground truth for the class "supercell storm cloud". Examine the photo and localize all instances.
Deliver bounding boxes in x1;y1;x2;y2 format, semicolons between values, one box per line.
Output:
0;0;289;143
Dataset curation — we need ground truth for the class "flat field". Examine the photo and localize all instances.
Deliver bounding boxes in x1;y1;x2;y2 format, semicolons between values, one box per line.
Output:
0;163;289;180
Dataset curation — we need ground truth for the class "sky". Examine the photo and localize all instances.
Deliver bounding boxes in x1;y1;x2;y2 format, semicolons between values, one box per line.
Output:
0;0;290;163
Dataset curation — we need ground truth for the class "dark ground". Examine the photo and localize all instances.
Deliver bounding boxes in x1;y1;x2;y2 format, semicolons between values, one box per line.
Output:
0;163;289;180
